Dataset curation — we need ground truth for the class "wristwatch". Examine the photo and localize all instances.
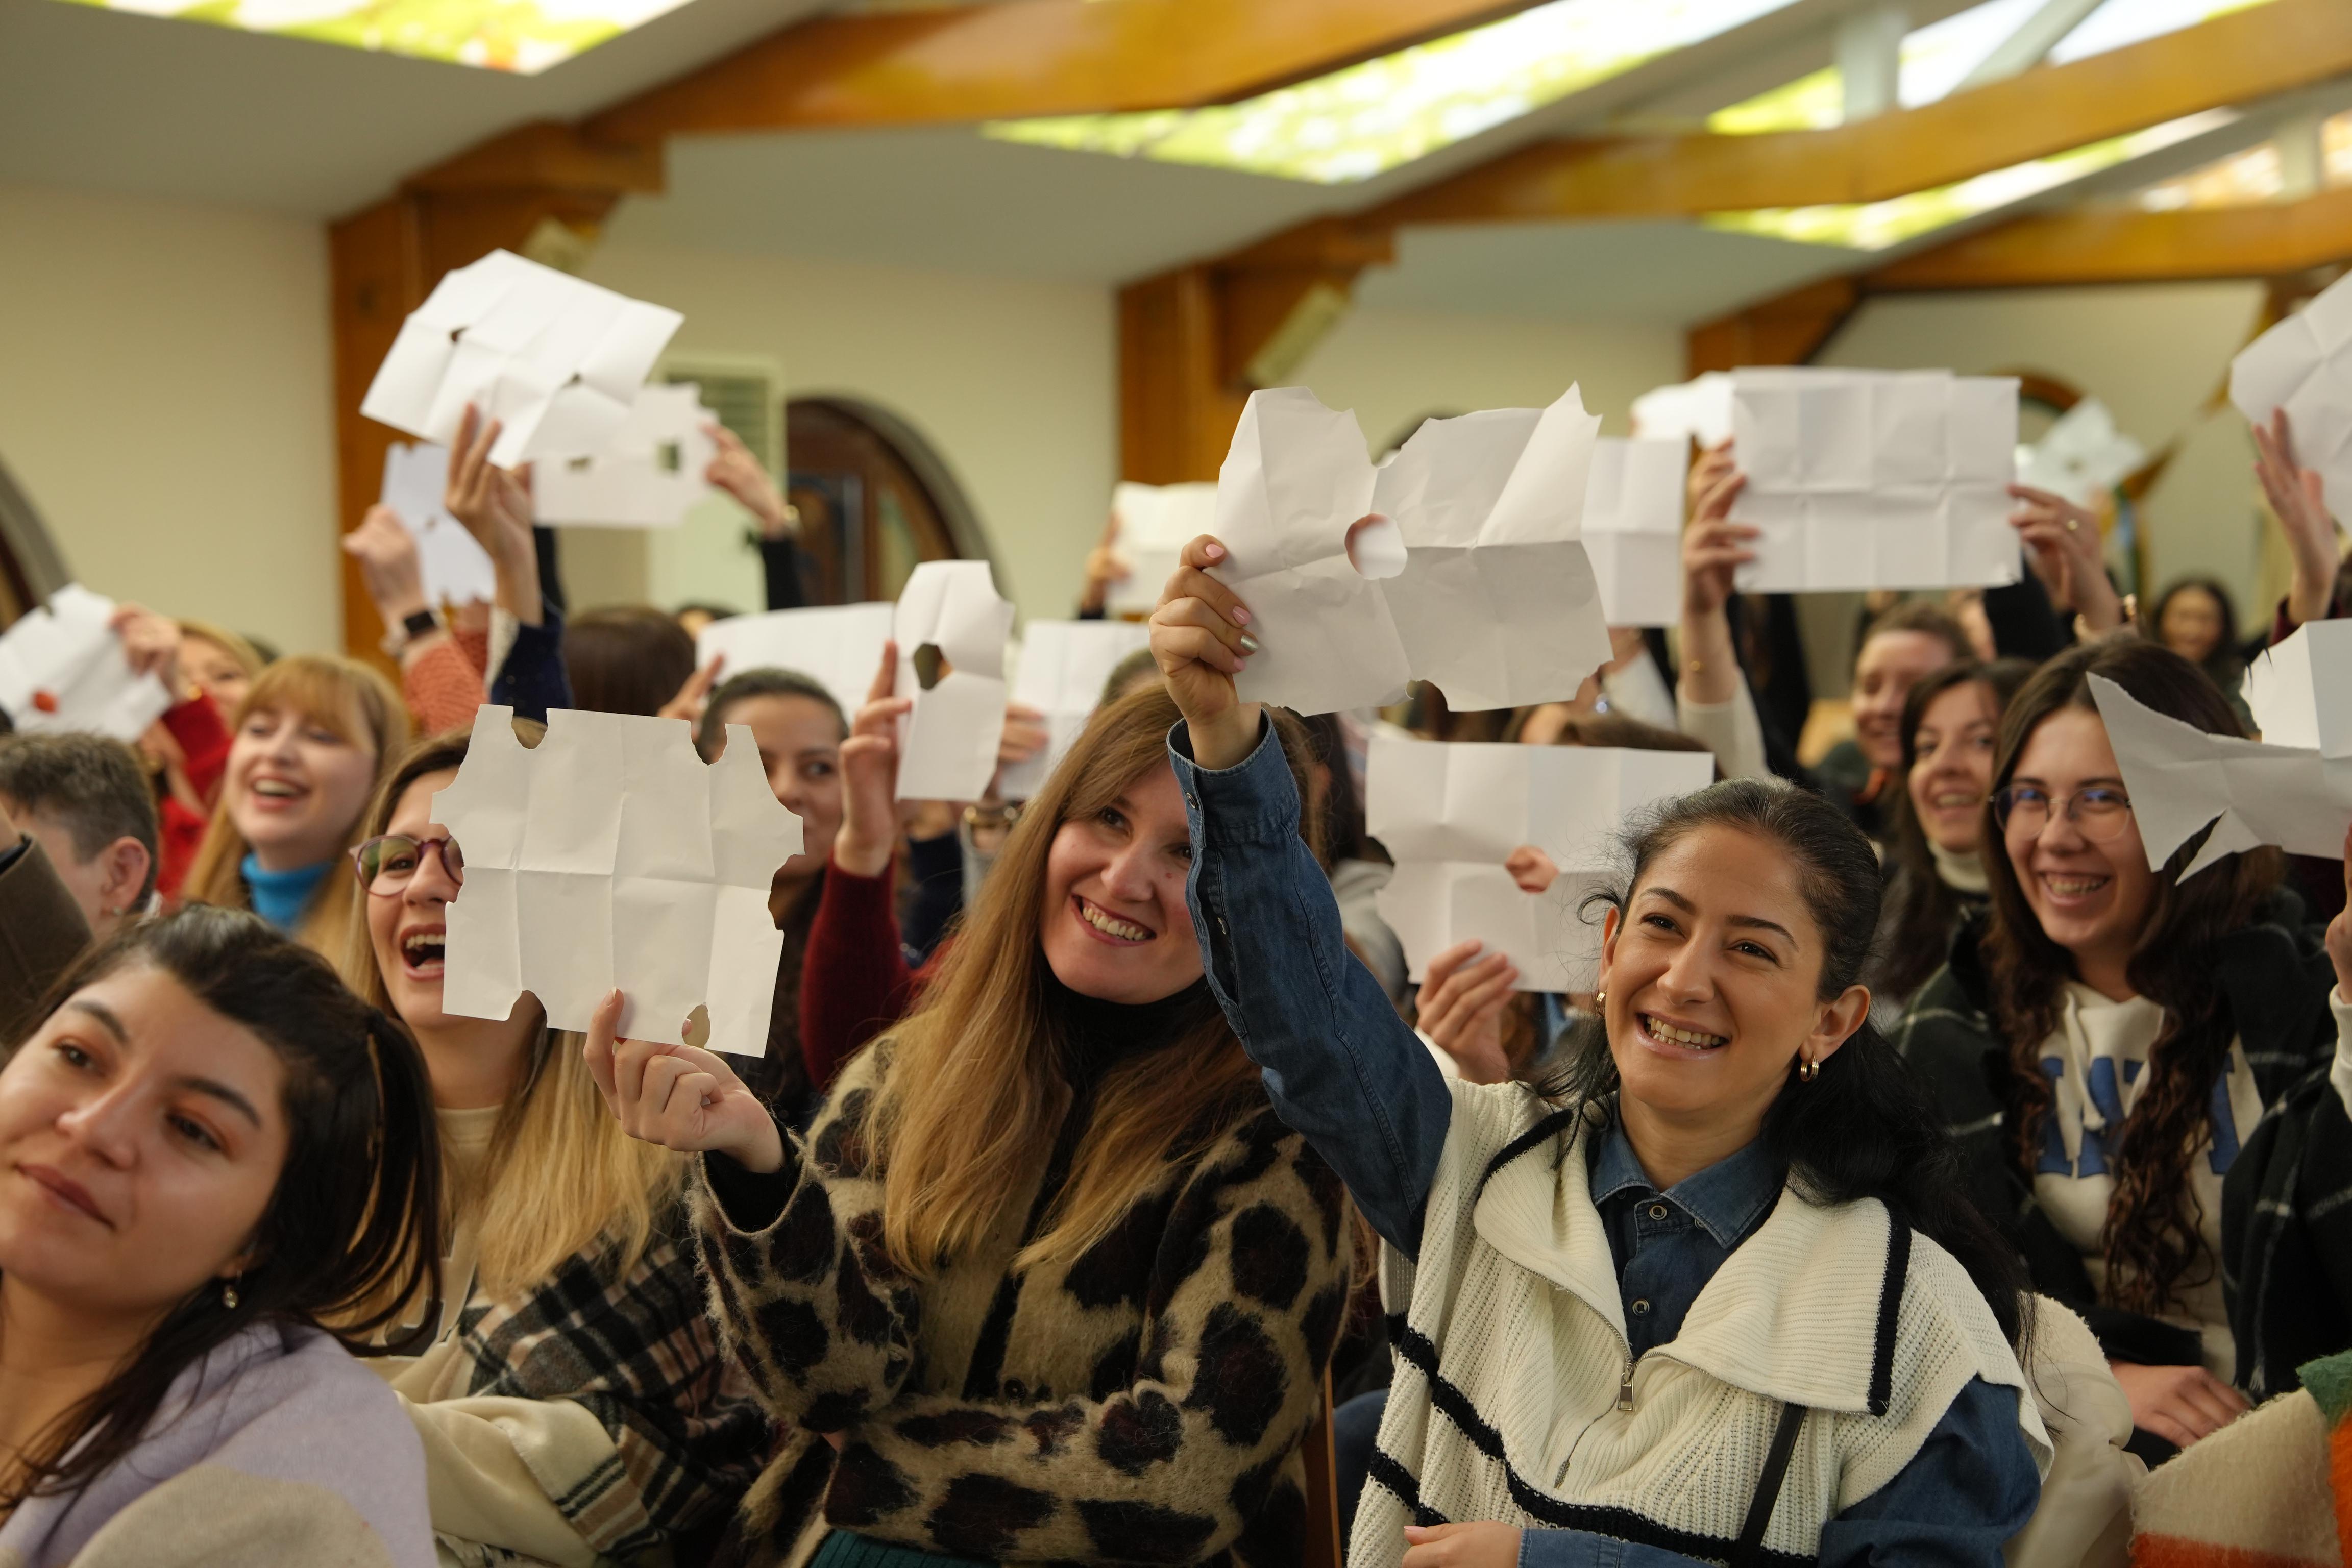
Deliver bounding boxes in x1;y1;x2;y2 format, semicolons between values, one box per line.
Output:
381;607;442;657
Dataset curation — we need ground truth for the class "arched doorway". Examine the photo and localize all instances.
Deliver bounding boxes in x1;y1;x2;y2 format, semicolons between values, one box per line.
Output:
0;454;70;624
785;398;991;604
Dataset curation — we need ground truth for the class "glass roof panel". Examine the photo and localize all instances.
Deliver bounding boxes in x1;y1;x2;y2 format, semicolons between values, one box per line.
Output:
57;0;696;71
2135;109;2352;209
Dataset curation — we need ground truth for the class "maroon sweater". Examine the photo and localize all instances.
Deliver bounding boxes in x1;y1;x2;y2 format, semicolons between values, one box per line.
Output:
795;852;947;1093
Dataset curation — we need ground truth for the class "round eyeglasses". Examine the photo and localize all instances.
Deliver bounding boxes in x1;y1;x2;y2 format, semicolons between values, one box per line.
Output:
1990;784;2135;843
351;832;464;895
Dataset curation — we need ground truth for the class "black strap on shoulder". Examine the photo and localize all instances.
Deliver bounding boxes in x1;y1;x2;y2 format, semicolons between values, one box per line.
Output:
1731;1401;1808;1568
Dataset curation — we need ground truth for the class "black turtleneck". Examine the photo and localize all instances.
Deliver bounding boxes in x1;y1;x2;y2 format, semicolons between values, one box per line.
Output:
1045;970;1217;1095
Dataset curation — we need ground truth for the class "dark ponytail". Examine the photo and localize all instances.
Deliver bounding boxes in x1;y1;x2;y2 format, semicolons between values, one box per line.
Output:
1540;777;2032;1349
2;905;443;1507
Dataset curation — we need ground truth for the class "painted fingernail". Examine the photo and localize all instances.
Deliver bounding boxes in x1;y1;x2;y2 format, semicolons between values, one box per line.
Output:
1205;543;1226;560
1239;633;1262;654
1231;605;1252;626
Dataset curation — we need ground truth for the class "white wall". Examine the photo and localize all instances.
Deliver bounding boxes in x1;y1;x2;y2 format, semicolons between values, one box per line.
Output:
0;182;338;654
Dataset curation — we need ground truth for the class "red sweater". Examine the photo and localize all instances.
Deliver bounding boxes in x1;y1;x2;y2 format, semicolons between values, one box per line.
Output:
796;851;948;1092
155;692;230;901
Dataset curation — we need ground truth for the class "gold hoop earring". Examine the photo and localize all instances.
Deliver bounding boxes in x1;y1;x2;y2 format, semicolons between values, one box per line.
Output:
1592;990;1606;1006
1798;1056;1819;1083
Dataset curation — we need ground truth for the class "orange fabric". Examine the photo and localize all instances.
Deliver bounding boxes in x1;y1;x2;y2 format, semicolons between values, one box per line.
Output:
402;636;488;736
2130;1536;2332;1568
2335;1417;2352;1561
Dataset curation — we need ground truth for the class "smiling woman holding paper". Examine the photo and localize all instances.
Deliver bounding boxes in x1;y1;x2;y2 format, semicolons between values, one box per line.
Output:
1146;534;2137;1568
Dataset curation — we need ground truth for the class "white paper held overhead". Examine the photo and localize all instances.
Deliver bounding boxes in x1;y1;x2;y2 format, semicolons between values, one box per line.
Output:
0;586;174;741
380;442;498;608
534;383;718;529
2243;619;2352;756
894;561;1016;802
695;603;896;722
1108;482;1218;616
359;250;684;469
1583;436;1687;628
1631;373;1734;447
429;706;802;1057
2014;397;2145;509
998;620;1154;800
2228;270;2352;517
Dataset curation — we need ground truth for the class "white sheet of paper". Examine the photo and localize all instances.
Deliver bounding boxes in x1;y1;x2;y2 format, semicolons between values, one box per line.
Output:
2228;271;2352;517
894;561;1015;801
1583;437;1687;627
1727;368;2021;593
695;603;896;723
533;383;718;528
1108;482;1218;616
2241;620;2352;758
1631;373;1734;447
1367;736;1714;992
0;585;174;741
2014;397;2145;509
360;250;684;469
429;705;803;1055
2089;673;2352;882
1215;386;1612;717
998;620;1154;800
380;442;498;608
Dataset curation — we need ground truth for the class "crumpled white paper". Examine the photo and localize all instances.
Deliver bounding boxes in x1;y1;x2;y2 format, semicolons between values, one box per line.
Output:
1726;368;2019;593
2014;397;2146;509
894;560;1016;801
1368;735;1714;992
1215;386;1612;717
533;383;718;529
2229;270;2352;516
1108;482;1218;616
360;250;683;469
380;442;498;608
2088;631;2352;883
1583;436;1687;628
695;603;895;723
997;620;1154;800
0;586;174;741
1631;373;1734;447
430;705;802;1056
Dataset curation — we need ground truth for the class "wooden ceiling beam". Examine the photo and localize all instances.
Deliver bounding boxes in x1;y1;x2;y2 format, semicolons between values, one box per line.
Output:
1868;186;2352;289
585;0;1543;147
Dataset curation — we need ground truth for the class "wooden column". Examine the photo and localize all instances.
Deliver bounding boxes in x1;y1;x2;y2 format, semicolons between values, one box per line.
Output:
1686;278;1860;374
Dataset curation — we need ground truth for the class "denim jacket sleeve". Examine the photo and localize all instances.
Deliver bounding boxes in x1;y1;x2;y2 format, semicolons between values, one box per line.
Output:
1170;715;1451;1257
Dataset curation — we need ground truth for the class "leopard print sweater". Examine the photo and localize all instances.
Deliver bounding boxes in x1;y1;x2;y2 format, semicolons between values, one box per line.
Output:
692;1037;1354;1566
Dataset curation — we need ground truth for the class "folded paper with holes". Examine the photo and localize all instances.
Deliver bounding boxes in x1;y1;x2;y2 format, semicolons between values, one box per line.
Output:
380;442;498;608
1368;735;1714;993
1584;437;1687;627
1728;368;2021;592
533;383;717;528
0;586;174;741
894;560;1015;801
2230;270;2352;516
998;620;1154;799
2015;397;2146;509
2089;640;2352;883
1215;386;1612;716
1109;482;1217;615
359;250;684;469
1631;373;1734;447
695;603;895;721
430;705;803;1057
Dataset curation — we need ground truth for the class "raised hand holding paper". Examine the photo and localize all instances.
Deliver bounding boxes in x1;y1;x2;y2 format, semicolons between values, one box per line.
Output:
1583;436;1687;627
1368;736;1714;992
695;602;895;722
429;705;802;1057
893;560;1015;801
2228;270;2352;516
1108;482;1217;616
380;442;498;607
1213;385;1611;717
534;383;718;528
998;620;1153;800
0;586;174;741
359;250;683;469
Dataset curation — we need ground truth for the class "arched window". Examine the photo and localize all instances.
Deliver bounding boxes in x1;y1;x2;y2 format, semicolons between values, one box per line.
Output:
785;398;992;604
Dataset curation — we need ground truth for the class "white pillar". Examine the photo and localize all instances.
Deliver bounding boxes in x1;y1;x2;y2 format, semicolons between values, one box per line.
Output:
1837;2;1908;122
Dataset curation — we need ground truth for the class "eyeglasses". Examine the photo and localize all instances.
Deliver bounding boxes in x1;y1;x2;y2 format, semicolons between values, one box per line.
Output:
1990;784;2135;843
351;833;464;895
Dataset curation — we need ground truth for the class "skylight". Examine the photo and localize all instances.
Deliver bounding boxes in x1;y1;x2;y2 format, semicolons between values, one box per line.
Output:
985;0;1801;186
58;0;694;71
2136;110;2352;209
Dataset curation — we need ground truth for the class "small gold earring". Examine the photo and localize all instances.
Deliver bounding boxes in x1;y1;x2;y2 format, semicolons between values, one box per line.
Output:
1798;1056;1819;1083
222;1277;240;1310
1592;990;1606;1006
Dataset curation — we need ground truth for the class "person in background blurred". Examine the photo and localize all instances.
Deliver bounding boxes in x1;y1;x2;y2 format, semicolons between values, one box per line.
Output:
2141;576;2249;724
183;655;408;958
564;606;697;718
175;620;264;714
0;734;157;941
674;602;738;642
106;605;231;901
705;422;815;612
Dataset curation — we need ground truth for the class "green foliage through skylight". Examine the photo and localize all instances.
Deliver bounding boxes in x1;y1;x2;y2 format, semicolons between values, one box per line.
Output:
58;0;694;71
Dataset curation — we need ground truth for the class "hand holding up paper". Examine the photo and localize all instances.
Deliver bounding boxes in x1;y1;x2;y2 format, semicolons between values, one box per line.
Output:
893;560;1016;802
0;586;175;741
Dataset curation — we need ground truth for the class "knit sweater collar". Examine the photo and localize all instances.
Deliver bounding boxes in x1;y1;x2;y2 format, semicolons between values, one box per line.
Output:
241;852;329;932
1045;971;1214;1090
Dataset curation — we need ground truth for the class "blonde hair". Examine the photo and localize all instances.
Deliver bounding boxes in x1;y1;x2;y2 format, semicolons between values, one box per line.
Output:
185;655;409;959
862;687;1324;1277
345;726;682;1298
177;620;266;682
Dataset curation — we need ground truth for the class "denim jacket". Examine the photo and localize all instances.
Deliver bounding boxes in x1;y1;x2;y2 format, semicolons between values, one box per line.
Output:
1169;717;2038;1568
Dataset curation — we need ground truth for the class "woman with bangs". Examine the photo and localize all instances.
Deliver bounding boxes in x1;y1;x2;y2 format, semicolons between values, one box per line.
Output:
1895;639;2352;1458
337;725;767;1564
184;654;409;957
591;683;1357;1568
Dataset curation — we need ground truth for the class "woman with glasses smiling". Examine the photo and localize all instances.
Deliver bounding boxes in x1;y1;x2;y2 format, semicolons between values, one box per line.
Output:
1894;639;2352;1461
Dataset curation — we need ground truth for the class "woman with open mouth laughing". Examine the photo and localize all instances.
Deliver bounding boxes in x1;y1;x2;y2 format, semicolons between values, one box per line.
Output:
1145;533;2124;1568
1895;638;2352;1460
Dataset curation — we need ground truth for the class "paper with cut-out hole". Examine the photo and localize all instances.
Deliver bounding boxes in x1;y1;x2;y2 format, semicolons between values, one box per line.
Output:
2089;629;2352;884
1368;736;1714;993
998;620;1154;800
0;586;174;741
534;383;718;528
359;249;683;468
1108;481;1218;616
1584;436;1687;628
1727;368;2021;592
1214;385;1611;717
2230;268;2352;517
893;560;1015;801
695;602;895;722
380;442;498;608
429;705;802;1057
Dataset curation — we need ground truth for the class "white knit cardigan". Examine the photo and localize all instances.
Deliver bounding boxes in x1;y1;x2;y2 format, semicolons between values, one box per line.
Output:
1354;1082;2053;1568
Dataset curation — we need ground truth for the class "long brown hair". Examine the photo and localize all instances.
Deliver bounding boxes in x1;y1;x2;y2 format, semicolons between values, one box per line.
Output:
860;687;1322;1277
1980;640;2283;1316
342;725;683;1298
185;655;409;959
